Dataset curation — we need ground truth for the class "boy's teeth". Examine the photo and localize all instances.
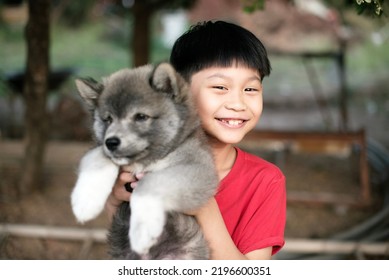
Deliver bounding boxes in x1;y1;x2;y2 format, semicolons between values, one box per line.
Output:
221;119;243;125
228;120;241;125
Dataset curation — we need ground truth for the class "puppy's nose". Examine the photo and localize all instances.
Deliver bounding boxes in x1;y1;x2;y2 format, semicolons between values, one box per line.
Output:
105;137;121;151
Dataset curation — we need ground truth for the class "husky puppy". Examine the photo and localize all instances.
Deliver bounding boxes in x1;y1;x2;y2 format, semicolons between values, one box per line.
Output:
71;63;218;259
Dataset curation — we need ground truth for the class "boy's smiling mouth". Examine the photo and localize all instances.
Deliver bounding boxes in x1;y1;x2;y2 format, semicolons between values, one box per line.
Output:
216;118;248;127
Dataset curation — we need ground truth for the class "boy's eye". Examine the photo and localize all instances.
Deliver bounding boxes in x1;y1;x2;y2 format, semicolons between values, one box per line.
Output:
212;86;227;90
244;86;262;94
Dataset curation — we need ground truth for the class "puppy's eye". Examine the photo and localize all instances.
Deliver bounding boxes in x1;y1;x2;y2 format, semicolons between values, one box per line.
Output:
134;113;150;122
103;115;113;124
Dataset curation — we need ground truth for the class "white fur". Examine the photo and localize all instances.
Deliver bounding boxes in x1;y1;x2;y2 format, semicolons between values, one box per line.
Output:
129;195;166;255
71;147;119;223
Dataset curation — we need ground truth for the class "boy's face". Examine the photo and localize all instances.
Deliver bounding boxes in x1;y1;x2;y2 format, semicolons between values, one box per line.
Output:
190;65;263;145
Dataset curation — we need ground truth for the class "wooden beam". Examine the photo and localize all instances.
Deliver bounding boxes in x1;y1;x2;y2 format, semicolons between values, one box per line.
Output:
0;224;107;242
241;129;371;207
244;129;365;143
283;238;389;256
1;223;388;257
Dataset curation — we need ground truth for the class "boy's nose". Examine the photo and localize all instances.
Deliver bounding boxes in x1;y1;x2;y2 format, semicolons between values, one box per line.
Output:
224;92;247;111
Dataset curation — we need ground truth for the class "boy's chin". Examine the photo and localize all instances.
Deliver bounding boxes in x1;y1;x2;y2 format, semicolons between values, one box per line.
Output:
208;133;246;146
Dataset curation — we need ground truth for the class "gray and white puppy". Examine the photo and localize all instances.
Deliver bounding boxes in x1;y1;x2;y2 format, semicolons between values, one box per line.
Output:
70;63;218;259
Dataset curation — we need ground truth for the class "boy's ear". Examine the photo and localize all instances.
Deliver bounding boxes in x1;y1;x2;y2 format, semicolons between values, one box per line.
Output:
75;77;104;108
150;62;187;102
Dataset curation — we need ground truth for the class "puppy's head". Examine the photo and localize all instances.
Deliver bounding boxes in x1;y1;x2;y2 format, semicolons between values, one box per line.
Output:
75;63;198;166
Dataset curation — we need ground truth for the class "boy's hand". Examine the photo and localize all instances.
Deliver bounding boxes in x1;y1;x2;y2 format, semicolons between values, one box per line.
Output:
105;168;144;219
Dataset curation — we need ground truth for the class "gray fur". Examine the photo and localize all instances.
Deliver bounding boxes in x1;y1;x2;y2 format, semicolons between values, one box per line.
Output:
76;63;218;259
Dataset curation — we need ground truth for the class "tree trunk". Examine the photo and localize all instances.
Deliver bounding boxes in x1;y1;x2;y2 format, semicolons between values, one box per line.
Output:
132;1;153;67
19;0;51;196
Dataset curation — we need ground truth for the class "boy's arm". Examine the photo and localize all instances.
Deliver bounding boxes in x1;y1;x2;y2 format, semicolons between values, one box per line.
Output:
195;198;272;260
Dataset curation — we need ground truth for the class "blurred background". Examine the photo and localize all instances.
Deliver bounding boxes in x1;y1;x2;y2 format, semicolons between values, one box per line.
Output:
0;0;388;259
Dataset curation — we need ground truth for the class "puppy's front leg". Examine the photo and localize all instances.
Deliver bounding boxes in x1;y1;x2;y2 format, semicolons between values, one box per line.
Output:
129;193;165;255
71;147;119;223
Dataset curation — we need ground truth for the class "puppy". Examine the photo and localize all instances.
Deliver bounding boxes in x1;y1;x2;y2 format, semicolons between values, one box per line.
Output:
71;63;218;259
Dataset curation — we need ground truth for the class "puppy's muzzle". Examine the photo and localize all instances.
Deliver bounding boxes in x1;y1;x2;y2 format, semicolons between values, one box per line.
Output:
105;137;121;151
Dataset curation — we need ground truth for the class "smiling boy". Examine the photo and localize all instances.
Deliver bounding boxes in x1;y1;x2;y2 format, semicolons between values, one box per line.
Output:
106;20;286;260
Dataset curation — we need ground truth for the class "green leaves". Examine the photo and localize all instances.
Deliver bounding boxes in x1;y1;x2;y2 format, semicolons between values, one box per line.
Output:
355;0;385;17
241;0;386;17
242;0;265;14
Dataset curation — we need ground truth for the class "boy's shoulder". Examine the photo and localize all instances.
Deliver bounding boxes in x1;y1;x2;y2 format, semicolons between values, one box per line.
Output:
235;147;284;178
219;147;285;193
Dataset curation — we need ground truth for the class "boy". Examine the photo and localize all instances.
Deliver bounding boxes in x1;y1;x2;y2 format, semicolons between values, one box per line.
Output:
105;20;286;260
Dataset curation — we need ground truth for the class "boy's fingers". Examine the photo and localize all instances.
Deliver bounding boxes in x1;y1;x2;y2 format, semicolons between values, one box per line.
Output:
112;181;131;201
111;171;136;201
135;172;145;180
119;172;136;183
114;169;146;197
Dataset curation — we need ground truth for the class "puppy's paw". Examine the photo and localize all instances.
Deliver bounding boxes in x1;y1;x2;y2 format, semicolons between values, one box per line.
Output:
71;147;119;223
129;196;165;255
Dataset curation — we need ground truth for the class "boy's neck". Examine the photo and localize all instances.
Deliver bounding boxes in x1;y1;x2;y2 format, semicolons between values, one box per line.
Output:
210;142;237;181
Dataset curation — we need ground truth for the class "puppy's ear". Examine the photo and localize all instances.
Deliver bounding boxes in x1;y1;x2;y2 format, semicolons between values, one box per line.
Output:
75;77;104;108
150;63;187;102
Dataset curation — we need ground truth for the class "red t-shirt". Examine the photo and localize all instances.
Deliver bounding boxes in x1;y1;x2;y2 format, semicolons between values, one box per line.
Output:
215;147;286;255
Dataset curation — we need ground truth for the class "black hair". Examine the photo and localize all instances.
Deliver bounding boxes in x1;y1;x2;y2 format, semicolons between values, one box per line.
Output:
170;20;271;81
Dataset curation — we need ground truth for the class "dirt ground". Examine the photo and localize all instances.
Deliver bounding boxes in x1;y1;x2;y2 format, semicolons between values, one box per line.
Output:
0;141;110;259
